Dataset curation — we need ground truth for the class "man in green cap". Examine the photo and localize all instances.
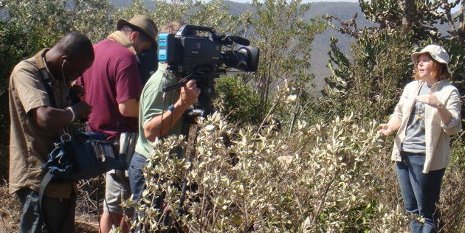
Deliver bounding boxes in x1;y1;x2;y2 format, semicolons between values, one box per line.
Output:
76;15;157;233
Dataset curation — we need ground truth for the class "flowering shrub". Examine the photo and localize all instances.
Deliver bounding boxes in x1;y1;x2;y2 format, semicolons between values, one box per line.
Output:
131;112;413;232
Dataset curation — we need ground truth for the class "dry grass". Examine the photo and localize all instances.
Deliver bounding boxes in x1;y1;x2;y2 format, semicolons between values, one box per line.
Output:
75;178;106;233
0;179;20;233
0;178;102;233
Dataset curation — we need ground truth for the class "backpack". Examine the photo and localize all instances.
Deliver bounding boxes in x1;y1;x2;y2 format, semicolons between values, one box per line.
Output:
41;132;126;182
38;131;127;232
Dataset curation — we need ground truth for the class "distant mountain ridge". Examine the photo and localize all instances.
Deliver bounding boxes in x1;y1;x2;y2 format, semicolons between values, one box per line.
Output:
110;0;367;91
222;1;369;90
306;2;369;90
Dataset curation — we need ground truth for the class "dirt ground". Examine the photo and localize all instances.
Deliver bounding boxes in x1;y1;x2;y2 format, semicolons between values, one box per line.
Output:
0;179;20;233
0;179;100;233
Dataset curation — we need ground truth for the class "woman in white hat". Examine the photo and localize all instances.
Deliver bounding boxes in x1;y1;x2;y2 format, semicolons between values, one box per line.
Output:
378;44;462;233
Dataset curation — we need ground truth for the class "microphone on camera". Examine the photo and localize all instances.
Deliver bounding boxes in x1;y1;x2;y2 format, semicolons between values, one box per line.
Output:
220;35;250;46
229;36;250;46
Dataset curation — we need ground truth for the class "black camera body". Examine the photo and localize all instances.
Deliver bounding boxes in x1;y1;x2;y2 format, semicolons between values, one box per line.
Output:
158;25;259;75
158;25;259;115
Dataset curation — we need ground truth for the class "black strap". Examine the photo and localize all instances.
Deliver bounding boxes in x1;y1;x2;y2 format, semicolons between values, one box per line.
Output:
37;66;60;232
39;68;57;108
39;172;53;215
38;171;54;232
39;171;76;233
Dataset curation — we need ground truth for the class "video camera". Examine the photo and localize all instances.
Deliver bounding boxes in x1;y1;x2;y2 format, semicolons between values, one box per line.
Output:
158;24;260;115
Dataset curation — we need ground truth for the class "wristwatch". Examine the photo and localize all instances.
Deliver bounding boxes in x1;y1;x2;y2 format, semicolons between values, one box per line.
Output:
168;104;175;112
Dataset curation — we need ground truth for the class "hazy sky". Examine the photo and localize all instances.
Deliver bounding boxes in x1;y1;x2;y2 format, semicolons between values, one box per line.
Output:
229;0;459;12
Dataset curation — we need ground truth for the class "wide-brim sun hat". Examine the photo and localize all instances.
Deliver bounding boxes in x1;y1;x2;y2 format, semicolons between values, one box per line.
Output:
117;15;157;43
411;44;451;75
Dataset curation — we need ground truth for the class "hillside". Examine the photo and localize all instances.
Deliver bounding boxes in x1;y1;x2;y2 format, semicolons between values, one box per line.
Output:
223;1;369;91
307;2;372;90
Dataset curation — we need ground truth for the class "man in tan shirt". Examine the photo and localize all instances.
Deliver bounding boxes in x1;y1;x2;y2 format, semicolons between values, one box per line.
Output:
9;32;94;233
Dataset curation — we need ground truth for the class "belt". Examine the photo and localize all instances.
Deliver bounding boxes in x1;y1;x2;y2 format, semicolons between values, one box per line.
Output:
401;151;425;156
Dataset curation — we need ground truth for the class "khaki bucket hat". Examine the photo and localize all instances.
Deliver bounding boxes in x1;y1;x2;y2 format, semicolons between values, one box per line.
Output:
117;15;158;42
411;44;451;75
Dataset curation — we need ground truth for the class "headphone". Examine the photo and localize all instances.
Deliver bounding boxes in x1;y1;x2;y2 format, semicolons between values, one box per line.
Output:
60;58;68;81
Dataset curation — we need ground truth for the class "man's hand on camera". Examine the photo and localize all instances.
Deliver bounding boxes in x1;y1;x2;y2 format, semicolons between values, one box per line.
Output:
179;79;201;107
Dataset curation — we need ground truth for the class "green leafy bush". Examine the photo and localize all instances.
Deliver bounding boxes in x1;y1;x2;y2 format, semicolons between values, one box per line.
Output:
323;30;413;121
131;112;414;232
215;76;261;124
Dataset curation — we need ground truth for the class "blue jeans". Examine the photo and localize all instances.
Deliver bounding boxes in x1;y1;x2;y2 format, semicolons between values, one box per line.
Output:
128;152;150;233
16;188;76;233
396;152;445;233
129;152;170;232
128;152;147;203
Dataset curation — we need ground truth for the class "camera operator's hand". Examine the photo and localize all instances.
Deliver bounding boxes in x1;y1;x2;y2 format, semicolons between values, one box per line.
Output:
70;101;92;120
179;80;201;107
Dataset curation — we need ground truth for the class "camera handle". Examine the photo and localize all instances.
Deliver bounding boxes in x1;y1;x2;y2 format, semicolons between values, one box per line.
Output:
163;71;217;118
161;72;204;218
162;73;194;92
